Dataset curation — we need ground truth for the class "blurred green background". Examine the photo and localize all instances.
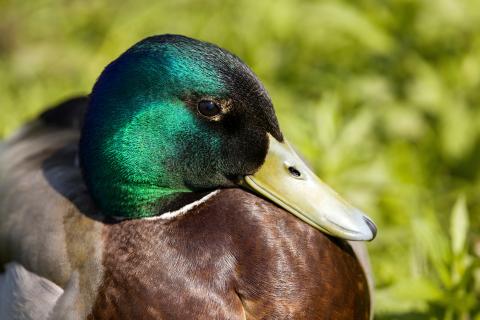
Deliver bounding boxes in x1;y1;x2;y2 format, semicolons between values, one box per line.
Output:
1;0;479;318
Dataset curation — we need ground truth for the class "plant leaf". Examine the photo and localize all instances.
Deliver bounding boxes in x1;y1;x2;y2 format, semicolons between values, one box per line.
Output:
450;195;469;256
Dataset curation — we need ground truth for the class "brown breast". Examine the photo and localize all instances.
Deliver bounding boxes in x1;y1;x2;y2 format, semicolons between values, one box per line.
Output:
89;188;370;320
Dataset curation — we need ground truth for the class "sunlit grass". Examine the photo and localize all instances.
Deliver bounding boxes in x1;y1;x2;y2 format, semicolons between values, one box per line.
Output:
1;0;479;318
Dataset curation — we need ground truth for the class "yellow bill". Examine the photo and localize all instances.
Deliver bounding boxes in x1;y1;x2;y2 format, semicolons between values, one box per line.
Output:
242;134;377;241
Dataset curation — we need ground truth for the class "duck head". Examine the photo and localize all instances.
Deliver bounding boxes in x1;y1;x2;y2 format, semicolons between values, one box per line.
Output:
79;34;376;241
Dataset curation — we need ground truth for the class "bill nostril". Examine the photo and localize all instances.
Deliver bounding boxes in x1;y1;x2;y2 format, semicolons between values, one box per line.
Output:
287;166;301;178
363;216;377;239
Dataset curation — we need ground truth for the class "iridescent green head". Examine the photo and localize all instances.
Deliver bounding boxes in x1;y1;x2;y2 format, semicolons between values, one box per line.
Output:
80;34;377;241
79;34;283;218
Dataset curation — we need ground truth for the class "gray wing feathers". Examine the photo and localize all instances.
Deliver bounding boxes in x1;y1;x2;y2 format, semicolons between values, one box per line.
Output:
349;241;375;320
0;262;63;320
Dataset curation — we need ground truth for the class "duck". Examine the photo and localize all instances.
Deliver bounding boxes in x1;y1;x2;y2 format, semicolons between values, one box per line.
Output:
0;34;377;320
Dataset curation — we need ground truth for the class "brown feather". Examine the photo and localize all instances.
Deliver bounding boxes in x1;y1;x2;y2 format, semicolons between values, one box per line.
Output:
87;189;369;319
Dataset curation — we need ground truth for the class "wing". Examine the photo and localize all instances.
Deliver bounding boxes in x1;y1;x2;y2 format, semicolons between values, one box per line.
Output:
0;97;104;319
0;262;63;320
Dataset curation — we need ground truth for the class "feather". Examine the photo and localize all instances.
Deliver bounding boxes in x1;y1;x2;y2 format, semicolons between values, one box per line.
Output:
0;262;63;320
349;241;375;320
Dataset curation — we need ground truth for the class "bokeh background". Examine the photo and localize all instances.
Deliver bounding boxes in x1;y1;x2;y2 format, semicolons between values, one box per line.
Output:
1;0;479;318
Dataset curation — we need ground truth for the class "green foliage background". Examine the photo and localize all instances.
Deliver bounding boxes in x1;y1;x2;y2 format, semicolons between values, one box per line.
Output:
1;0;479;318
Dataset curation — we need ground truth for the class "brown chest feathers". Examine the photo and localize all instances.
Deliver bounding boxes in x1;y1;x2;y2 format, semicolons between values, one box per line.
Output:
89;189;370;320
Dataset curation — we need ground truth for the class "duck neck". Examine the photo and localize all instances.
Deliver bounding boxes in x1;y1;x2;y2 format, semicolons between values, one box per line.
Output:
104;184;191;219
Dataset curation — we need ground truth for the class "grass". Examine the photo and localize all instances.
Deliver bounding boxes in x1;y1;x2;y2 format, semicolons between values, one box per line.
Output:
1;0;479;318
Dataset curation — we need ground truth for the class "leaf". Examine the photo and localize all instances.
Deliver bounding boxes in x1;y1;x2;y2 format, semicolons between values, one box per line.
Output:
450;195;469;256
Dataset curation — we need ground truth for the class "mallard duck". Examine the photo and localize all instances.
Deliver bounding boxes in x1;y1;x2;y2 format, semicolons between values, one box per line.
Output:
0;34;376;319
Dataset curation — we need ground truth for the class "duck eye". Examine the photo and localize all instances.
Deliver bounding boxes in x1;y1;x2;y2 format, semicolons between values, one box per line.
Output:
197;100;221;117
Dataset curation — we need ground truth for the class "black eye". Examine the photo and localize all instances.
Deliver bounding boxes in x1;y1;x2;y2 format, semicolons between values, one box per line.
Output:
197;100;221;117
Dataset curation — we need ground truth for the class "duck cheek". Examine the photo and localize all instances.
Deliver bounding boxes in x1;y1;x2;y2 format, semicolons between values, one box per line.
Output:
173;148;230;190
221;132;269;176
